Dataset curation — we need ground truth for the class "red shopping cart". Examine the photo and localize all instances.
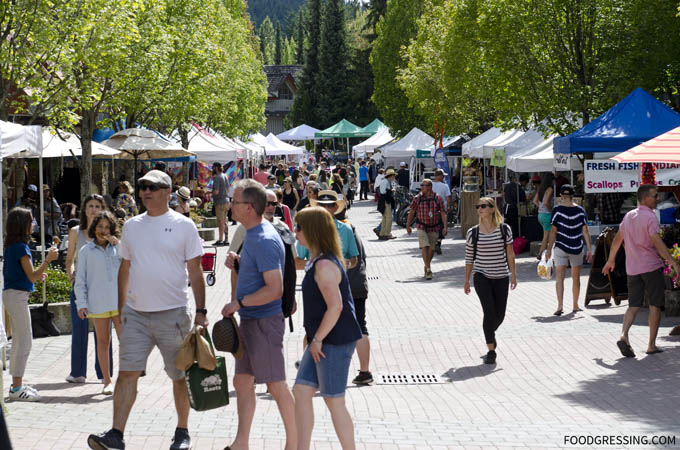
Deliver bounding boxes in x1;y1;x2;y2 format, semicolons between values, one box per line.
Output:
201;245;217;286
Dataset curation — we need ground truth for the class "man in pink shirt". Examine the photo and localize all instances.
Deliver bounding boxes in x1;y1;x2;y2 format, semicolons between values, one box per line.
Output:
603;185;679;357
253;163;269;185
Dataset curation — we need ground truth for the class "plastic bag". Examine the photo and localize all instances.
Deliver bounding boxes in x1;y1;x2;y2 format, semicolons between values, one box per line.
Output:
176;325;217;371
537;250;554;280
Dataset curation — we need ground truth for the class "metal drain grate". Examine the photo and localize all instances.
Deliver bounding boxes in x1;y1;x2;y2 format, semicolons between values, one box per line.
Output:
375;373;443;385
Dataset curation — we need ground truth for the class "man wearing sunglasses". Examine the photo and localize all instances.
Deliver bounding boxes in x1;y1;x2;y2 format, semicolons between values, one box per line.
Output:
88;170;207;450
406;179;447;280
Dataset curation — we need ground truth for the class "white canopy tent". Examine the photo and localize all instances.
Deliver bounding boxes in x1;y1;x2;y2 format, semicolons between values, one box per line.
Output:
249;132;268;148
461;127;503;158
505;131;559;172
186;126;241;163
234;137;265;157
276;124;320;142
481;129;525;157
379;128;434;159
37;129;120;158
264;133;304;156
353;127;394;157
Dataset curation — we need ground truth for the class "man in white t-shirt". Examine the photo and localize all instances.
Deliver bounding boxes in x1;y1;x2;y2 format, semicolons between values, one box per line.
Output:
88;170;206;450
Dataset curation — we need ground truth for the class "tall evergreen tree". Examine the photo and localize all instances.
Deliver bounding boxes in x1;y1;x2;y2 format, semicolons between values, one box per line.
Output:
275;21;282;64
296;11;305;64
316;0;350;127
290;0;322;126
258;16;275;64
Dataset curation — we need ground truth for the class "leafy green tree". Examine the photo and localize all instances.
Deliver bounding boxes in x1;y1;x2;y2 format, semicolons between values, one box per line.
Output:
370;0;427;136
282;37;298;65
316;0;351;127
290;0;322;126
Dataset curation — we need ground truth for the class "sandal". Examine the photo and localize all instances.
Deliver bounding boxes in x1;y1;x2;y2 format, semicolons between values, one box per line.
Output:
553;310;563;316
617;339;635;358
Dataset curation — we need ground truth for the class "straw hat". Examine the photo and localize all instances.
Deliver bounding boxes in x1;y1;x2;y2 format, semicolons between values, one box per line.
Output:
211;316;244;360
310;189;346;214
177;186;191;201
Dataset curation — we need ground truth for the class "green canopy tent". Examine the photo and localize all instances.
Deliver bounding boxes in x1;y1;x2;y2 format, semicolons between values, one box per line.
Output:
315;119;372;159
358;119;386;136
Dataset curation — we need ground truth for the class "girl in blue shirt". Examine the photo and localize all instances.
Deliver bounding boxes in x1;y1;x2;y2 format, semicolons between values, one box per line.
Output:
74;211;121;395
3;207;58;402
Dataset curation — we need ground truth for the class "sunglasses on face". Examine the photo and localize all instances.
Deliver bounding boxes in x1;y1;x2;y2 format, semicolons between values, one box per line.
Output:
476;204;491;209
266;201;278;207
422;183;432;187
139;183;162;192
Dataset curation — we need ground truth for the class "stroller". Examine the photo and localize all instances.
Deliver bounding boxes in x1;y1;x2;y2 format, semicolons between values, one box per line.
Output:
201;245;217;286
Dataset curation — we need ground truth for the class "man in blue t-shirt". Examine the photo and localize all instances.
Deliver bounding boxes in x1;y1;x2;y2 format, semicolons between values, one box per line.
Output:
358;160;370;200
546;184;593;316
223;179;297;450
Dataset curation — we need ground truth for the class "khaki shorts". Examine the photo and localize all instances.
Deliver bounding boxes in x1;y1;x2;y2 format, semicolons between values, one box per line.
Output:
235;313;286;384
119;304;193;380
553;247;584;267
417;229;439;249
215;203;229;223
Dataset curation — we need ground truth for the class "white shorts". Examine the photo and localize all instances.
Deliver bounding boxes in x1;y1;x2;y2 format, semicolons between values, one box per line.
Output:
553;247;583;268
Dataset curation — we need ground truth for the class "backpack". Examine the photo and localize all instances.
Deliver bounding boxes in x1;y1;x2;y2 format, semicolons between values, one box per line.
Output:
471;223;510;264
271;221;298;332
236;221;297;332
414;193;442;227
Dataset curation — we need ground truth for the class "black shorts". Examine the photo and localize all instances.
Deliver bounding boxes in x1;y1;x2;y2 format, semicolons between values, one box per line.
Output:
353;297;368;336
627;268;665;308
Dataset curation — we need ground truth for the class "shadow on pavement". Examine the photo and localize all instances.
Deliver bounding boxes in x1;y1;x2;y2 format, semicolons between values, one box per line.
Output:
555;351;680;430
441;364;503;382
38;393;111;404
530;314;586;324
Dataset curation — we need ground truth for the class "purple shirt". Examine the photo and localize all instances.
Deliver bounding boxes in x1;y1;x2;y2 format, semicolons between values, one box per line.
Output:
619;205;663;276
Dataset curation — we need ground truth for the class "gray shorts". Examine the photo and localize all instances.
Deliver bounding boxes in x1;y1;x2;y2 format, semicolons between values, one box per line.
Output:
235;313;286;384
553;246;584;267
628;268;665;308
119;304;193;380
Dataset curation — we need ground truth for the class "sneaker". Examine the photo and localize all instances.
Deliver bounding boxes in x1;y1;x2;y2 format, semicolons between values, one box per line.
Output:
102;383;113;395
425;268;433;280
352;371;374;385
484;350;497;364
214;240;224;246
88;429;125;450
169;428;191;450
373;227;380;238
66;375;87;383
8;385;41;402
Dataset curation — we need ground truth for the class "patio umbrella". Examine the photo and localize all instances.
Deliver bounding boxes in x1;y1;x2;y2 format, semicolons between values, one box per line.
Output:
611;126;680;163
103;128;194;192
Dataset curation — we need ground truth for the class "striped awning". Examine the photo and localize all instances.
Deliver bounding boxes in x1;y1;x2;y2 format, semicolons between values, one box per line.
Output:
611;126;680;163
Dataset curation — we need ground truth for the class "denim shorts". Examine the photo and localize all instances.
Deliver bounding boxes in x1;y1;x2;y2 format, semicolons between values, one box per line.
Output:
295;340;357;398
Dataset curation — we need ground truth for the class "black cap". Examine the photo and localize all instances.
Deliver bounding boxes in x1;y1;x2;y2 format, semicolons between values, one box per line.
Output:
560;184;575;196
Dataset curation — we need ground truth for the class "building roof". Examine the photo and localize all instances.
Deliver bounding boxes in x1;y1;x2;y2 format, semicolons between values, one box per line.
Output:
264;65;303;98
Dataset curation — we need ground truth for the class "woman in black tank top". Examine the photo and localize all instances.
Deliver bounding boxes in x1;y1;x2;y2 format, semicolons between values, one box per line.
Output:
281;177;299;211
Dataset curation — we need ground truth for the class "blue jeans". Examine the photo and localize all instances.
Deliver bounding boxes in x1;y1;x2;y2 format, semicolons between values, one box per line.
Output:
69;290;112;379
295;340;357;397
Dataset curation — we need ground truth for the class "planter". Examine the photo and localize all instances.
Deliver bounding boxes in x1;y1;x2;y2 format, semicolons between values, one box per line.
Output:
664;290;680;316
27;301;92;335
198;228;216;241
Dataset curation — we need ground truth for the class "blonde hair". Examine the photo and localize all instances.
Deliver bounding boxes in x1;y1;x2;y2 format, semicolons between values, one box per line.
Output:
477;197;504;228
294;206;343;265
121;181;133;194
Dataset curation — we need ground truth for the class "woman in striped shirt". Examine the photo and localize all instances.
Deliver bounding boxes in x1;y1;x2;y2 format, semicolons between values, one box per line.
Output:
464;197;517;364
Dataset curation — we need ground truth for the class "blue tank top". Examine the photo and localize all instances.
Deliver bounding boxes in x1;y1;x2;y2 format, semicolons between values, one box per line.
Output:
301;254;362;345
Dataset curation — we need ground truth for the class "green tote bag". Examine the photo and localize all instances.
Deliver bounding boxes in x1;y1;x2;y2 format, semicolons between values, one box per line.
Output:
185;332;229;411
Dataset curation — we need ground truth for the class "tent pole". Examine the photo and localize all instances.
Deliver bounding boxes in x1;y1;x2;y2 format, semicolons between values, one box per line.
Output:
39;155;46;304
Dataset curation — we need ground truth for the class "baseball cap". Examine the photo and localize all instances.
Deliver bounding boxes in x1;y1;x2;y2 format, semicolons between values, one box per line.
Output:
138;169;171;188
27;184;38;192
434;168;445;176
560;184;575;196
400;162;406;167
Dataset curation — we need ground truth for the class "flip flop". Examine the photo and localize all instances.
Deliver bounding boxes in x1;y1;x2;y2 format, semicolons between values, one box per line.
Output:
572;308;583;312
553;310;563;316
617;340;635;358
646;349;664;355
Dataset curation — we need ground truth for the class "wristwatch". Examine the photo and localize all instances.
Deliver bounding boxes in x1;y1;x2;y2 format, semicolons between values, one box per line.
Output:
196;308;207;315
236;296;245;308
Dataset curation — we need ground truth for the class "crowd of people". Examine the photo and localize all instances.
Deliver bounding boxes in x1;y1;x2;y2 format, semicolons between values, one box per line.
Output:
2;155;677;450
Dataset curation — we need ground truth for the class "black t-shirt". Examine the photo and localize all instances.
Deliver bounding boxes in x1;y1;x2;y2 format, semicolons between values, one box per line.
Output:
296;197;310;212
397;168;409;188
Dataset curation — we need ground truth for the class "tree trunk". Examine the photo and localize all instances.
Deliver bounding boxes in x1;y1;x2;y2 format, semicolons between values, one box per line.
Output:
79;111;95;202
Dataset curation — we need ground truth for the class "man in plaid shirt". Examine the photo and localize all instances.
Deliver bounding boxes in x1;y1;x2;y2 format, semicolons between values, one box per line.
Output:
406;179;448;280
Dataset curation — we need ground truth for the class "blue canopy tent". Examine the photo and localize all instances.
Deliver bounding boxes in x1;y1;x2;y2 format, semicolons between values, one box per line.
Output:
554;88;680;154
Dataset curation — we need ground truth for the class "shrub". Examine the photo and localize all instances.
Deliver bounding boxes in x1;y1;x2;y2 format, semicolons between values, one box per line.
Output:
29;267;71;304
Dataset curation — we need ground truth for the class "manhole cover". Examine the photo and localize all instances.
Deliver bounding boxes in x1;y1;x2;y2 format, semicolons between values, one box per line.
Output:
375;373;443;385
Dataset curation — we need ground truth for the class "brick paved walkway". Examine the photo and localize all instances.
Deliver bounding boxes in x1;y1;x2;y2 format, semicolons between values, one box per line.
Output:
4;199;680;449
